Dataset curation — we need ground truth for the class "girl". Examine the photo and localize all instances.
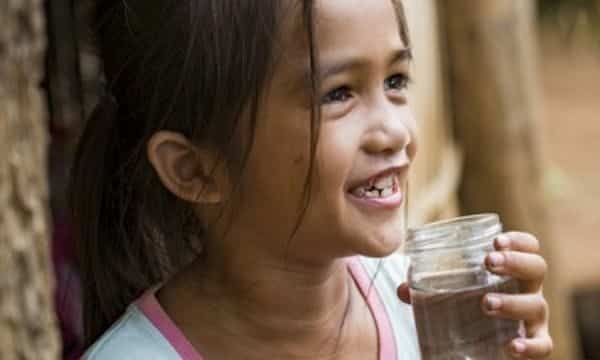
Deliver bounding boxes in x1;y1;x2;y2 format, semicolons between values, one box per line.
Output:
73;0;553;359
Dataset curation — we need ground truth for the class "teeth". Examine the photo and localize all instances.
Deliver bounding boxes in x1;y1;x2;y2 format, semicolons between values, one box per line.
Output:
374;175;394;189
381;187;393;197
365;190;380;198
351;173;399;199
354;187;365;197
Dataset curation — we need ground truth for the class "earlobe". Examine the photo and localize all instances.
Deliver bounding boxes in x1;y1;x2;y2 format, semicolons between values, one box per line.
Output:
146;131;224;204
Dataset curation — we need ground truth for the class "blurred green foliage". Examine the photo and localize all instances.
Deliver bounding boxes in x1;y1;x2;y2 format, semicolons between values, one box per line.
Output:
538;0;600;40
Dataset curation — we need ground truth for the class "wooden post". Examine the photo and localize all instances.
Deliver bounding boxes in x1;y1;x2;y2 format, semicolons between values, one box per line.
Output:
0;0;60;359
440;1;577;359
402;0;463;226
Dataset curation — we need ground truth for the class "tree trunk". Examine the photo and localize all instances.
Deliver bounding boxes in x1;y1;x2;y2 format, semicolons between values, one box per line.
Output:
0;0;60;359
440;1;577;359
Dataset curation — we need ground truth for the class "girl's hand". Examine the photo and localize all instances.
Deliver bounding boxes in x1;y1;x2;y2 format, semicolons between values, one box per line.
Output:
482;232;553;358
397;231;554;359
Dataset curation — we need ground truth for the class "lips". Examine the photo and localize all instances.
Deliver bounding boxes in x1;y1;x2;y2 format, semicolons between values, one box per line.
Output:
346;165;408;195
344;164;408;209
350;172;399;198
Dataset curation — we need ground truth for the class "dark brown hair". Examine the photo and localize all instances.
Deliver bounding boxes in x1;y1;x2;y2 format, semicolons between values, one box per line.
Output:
71;0;410;345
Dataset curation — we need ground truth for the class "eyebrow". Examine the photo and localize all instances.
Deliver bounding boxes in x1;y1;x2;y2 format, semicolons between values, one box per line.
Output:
318;47;412;80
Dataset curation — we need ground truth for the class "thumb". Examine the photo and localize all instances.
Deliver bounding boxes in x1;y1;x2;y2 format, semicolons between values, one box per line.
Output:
397;283;411;304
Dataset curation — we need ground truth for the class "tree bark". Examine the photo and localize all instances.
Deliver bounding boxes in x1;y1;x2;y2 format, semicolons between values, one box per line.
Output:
440;1;577;359
0;0;60;359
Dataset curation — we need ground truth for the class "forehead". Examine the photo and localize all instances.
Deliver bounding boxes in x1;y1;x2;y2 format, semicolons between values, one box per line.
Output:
314;0;405;54
264;0;408;102
274;0;406;83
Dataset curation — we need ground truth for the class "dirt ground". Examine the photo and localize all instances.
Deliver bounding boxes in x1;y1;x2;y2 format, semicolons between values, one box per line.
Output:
540;32;600;292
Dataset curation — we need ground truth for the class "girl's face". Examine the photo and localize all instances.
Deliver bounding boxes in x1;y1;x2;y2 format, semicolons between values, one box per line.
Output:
226;0;417;264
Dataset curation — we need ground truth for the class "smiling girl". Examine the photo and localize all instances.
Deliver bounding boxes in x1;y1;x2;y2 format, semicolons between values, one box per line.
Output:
74;1;553;359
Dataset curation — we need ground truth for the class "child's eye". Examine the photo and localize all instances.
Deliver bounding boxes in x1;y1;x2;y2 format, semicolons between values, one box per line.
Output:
322;86;353;104
385;74;411;91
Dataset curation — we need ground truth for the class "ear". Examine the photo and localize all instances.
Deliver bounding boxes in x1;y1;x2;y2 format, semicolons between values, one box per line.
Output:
147;131;225;204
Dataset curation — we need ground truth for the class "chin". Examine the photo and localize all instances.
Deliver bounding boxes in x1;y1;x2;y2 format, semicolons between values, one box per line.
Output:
353;227;405;258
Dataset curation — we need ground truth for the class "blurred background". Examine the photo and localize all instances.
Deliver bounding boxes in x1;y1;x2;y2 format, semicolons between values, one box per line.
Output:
0;0;598;359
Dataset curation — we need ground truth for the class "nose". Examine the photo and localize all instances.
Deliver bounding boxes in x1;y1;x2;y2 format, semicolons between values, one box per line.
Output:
362;97;414;157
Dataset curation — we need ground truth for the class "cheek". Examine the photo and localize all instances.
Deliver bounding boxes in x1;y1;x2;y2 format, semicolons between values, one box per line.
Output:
248;145;308;201
236;110;314;216
315;124;358;190
302;124;359;235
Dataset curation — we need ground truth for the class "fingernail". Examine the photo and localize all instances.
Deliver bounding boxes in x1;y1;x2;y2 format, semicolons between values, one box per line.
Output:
488;252;505;267
495;235;510;249
486;295;502;311
512;340;526;354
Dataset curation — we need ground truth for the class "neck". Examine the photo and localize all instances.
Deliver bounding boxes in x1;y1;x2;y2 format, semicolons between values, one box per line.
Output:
198;249;353;341
160;239;373;358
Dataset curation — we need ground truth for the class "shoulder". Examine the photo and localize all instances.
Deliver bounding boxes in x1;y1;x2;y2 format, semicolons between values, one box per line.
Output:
356;252;422;359
355;252;410;312
357;251;410;286
82;305;181;360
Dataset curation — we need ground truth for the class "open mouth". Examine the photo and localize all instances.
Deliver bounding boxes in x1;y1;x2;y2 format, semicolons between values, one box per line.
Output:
348;171;401;200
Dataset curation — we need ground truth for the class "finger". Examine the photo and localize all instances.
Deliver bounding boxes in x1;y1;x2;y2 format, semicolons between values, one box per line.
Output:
482;293;548;325
495;232;540;253
507;335;553;359
397;283;411;304
486;251;547;291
